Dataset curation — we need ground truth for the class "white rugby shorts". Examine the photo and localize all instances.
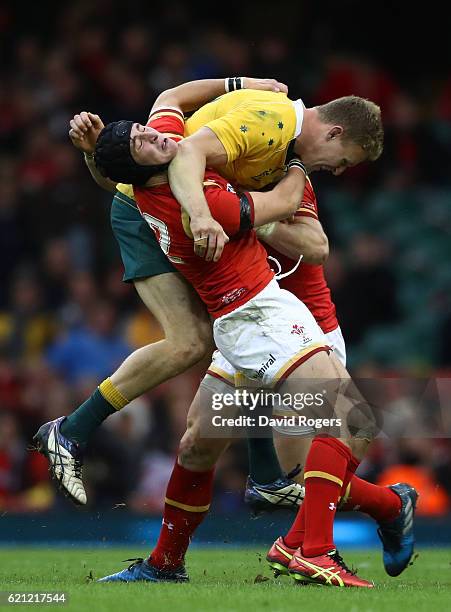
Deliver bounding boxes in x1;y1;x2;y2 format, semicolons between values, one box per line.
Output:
211;279;331;388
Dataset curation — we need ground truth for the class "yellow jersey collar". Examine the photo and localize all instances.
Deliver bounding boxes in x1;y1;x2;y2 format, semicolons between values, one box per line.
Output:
292;99;304;137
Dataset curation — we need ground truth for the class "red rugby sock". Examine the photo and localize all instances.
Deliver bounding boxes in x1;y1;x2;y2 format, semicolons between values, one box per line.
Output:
298;437;352;557
338;452;360;513
284;502;306;549
284;446;360;551
339;475;401;522
150;461;214;570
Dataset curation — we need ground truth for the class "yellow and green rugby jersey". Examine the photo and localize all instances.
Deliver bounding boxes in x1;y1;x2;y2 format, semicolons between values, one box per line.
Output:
184;89;304;190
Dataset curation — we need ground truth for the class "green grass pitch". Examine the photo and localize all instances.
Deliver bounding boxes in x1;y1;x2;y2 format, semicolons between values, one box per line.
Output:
1;547;450;611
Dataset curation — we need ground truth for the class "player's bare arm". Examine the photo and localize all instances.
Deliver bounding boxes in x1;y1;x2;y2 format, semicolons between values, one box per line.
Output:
152;77;288;115
69;111;118;193
258;215;329;264
168;127;229;263
250;160;307;228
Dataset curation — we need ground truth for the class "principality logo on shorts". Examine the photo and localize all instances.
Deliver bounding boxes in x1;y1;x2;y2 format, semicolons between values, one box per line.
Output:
291;323;312;346
255;353;276;379
221;287;247;305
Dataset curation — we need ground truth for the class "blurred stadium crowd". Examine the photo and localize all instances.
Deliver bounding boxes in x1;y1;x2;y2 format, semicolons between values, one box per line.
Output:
1;1;451;516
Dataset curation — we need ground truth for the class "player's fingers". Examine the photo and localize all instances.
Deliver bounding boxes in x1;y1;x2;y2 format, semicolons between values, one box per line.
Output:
212;236;224;262
88;112;103;128
212;230;229;262
262;79;288;93
267;79;281;92
275;80;288;94
205;234;217;262
80;111;92;128
70;116;81;131
194;236;208;258
194;244;207;258
73;115;89;132
69;128;81;141
69;121;83;139
194;243;207;258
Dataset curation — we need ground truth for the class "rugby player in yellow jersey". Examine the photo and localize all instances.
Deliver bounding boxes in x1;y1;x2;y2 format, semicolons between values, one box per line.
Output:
168;88;382;258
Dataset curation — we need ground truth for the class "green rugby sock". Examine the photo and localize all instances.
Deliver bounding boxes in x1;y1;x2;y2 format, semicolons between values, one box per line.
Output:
60;379;128;450
246;437;284;484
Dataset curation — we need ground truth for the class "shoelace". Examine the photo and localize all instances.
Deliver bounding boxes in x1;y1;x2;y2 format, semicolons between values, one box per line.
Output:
329;550;355;575
52;436;83;481
73;458;83;480
121;558;186;576
122;558;145;571
255;481;304;506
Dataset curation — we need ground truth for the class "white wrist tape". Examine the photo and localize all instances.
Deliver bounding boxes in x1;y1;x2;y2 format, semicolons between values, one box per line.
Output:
225;77;244;93
287;158;307;176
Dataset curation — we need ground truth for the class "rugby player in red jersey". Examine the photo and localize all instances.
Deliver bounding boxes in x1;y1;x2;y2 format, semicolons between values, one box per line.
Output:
91;108;408;588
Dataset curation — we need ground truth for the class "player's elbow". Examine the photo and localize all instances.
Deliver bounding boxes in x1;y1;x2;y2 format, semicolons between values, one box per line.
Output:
153;87;178;109
287;195;303;218
306;234;329;265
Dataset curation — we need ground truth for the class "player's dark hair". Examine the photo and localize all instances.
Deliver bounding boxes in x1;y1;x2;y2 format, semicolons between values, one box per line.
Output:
94;120;169;185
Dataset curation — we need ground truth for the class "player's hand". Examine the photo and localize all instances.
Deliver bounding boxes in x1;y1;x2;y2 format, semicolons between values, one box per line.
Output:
243;78;288;94
190;215;229;262
69;111;105;154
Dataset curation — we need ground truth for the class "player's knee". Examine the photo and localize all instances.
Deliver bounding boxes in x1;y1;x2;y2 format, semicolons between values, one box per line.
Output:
180;338;211;364
178;434;217;470
170;324;214;368
179;422;199;460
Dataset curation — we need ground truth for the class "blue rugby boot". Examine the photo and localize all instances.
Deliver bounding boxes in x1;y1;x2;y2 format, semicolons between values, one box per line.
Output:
97;558;189;583
244;475;304;516
377;482;419;576
33;416;87;505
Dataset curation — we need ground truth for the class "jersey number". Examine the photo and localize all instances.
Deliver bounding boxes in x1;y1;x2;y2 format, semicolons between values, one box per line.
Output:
142;213;170;255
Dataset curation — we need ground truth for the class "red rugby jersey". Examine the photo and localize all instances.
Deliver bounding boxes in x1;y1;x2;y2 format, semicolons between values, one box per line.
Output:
135;110;274;318
264;178;339;333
